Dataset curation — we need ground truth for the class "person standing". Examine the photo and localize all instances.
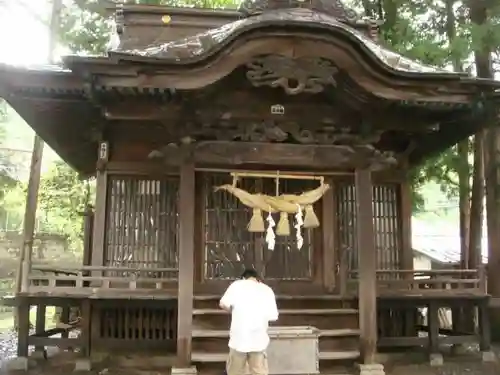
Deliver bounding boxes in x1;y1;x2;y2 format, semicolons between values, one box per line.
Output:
219;268;279;375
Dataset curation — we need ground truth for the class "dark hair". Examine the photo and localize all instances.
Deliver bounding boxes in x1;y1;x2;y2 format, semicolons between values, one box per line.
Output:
241;268;259;280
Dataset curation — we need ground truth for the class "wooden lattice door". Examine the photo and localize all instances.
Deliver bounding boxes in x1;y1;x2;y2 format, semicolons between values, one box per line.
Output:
202;172;317;284
336;182;401;291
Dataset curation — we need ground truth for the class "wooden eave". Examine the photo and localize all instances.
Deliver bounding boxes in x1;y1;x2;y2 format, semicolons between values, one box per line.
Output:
0;65;100;175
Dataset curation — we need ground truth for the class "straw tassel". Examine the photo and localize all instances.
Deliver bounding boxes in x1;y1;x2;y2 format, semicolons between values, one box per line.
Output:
303;205;320;228
276;211;290;236
247;208;265;232
266;211;276;250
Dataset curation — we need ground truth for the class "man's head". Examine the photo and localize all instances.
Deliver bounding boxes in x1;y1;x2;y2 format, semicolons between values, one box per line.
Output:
241;268;260;281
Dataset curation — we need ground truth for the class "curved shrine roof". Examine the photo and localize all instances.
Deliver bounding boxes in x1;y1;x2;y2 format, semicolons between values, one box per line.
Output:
110;8;455;76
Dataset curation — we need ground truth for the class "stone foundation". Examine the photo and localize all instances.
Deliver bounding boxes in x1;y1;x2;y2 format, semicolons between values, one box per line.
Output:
74;358;92;371
482;351;497;363
172;366;198;375
6;356;29;371
429;353;443;367
358;363;385;375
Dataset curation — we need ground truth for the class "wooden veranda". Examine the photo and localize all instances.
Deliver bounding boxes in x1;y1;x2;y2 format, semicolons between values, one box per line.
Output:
1;1;500;374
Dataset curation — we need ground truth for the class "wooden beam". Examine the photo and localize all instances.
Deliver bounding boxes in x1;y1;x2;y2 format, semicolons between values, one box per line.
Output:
102;96;428;132
177;162;195;367
102;97;341;122
355;168;377;364
154;141;397;169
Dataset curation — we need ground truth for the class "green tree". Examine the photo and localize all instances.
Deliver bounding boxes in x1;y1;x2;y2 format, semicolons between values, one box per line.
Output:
37;160;93;253
0;112;20;216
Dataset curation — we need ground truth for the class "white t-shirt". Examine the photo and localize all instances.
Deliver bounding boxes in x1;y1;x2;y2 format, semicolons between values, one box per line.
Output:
220;279;279;353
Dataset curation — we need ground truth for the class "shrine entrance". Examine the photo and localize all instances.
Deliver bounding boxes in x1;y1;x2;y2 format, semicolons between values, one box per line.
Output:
196;171;336;295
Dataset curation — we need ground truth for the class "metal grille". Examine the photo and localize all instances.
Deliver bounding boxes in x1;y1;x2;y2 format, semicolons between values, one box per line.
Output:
203;172;315;280
105;175;179;277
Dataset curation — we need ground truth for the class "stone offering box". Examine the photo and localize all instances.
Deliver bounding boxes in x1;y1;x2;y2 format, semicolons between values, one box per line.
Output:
256;326;320;375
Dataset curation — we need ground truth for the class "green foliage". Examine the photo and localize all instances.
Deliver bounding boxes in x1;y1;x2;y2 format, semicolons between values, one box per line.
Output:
0;121;19;212
37;160;94;253
371;0;499;210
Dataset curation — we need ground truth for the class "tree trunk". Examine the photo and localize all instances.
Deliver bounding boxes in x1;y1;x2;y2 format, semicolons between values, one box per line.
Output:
457;141;470;268
445;0;474;334
468;134;485;270
444;0;470;269
468;0;498;338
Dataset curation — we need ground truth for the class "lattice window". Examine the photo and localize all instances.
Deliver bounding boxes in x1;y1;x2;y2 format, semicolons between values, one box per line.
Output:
105;175;179;278
336;183;400;277
203;172;315;281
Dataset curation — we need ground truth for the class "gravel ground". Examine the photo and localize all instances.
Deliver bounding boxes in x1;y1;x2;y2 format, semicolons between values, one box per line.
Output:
0;331;17;361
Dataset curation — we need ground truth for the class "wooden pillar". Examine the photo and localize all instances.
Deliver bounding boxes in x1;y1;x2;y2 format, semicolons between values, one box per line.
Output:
82;205;94;267
355;168;378;364
322;179;336;292
34;304;47;354
91;170;107;269
399;181;413;271
177;162;195;367
399;180;417;337
16;300;30;358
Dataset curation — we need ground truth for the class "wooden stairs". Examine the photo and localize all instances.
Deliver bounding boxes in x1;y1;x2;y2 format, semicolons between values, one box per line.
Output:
192;295;360;373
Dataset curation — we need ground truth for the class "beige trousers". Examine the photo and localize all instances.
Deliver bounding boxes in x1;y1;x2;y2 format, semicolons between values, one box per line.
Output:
226;348;268;375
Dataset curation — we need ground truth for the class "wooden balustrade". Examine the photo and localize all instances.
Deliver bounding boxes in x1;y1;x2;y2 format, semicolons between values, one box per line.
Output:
19;265;488;299
348;268;487;296
21;265;179;298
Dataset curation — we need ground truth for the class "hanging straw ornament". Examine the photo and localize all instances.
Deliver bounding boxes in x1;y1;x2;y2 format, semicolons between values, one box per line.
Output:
274;171;290;236
276;212;290;236
230;174;263;233
303;204;320;228
248;207;265;232
294;204;304;250
265;210;276;250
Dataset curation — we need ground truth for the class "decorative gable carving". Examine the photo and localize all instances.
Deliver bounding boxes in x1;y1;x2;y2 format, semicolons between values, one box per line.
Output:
246;55;339;95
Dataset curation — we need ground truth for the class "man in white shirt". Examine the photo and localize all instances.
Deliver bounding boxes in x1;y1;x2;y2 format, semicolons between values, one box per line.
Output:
219;268;279;375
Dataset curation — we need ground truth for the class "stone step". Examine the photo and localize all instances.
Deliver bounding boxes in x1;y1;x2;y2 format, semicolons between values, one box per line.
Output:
193;308;358;315
192;328;360;338
191;350;361;363
193;295;357;310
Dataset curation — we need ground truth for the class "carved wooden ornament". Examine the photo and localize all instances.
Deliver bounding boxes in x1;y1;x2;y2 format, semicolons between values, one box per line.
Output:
246;55;338;95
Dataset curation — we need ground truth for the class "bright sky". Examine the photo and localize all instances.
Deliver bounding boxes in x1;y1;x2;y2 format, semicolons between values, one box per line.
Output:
0;1;52;65
0;1;60;174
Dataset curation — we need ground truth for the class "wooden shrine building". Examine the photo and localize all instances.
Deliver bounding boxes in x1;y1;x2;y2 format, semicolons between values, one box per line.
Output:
1;1;499;374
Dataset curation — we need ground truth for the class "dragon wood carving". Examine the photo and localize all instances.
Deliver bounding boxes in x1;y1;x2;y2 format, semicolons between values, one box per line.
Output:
246;55;338;95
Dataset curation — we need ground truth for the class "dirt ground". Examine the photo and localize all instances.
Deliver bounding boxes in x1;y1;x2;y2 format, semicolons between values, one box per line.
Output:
1;330;499;375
